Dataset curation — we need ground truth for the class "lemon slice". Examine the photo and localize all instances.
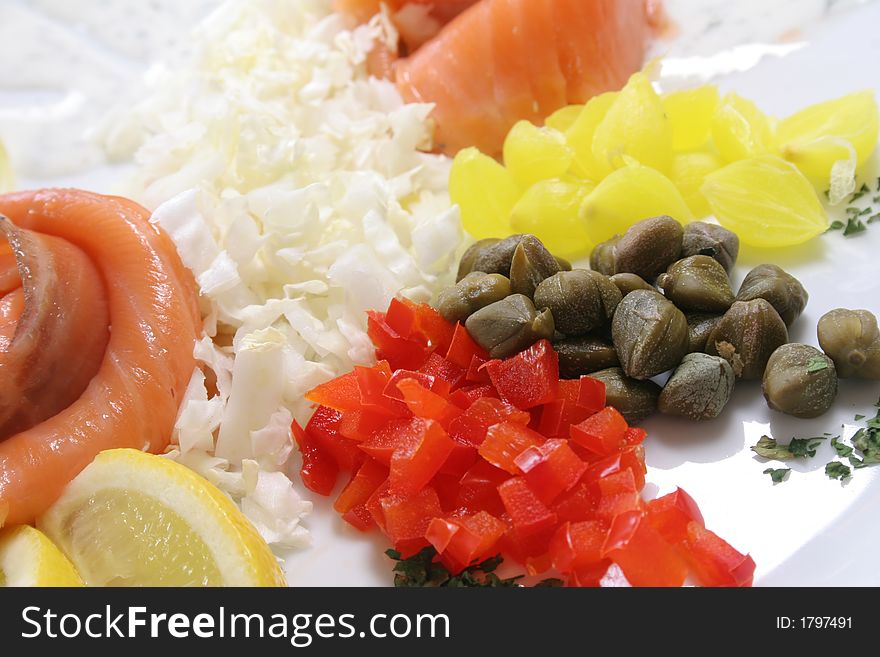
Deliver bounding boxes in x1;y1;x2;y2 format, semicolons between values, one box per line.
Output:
0;525;84;587
38;449;286;587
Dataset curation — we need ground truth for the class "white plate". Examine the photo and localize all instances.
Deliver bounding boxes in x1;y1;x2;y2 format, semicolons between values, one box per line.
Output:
3;0;880;586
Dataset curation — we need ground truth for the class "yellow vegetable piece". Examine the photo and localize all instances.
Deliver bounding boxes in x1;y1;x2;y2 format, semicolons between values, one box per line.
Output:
669;151;723;219
38;449;287;587
778;90;879;194
580;163;693;244
0;525;84;587
711;93;777;162
450;147;520;239
545;104;584;133
663;85;720;151
701;155;828;248
510;178;594;259
503;121;574;189
592;72;673;175
565;92;617;181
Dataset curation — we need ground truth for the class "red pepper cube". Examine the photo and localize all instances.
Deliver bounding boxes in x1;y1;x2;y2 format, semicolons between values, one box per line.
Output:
396;378;463;430
449;383;497;408
413;302;455;353
583;446;646;491
466;354;490;384
549;520;608;574
439;441;479;479
305;406;364;473
342;505;375;531
553;481;599;523
367;310;430;371
577;376;606;414
539;380;599;437
498;523;554;563
381;486;442;548
291;419;338;496
478;421;546;474
426;511;506;572
383;369;437;402
389;419;456;497
682;522;755;587
445;322;489;369
602;510;689;587
566;560;613;587
338;409;389;443
570;406;629;457
419;352;466;391
623;426;647;445
448;397;530;448
359;417;422;464
305;370;362;411
334;459;389;514
385;297;419;339
646;487;705;545
454;460;509;517
595;492;643;523
596;469;638;497
515;439;588;505
484;339;559;410
498;477;558;538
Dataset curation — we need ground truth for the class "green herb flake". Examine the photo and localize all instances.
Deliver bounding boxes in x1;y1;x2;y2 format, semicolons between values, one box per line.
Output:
845;206;861;214
763;467;790;483
828;220;845;231
806;357;829;373
874;195;880;204
750;435;824;460
855;414;865;421
831;436;853;458
869;213;880;224
825;461;852;481
387;547;550;588
850;183;870;202
876;176;880;192
844;217;867;236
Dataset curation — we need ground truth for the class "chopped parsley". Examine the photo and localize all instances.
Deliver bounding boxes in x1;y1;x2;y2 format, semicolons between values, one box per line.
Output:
843;217;867;236
825;461;851;481
750;435;825;460
763;467;790;483
386;548;562;588
850;183;870;202
831;436;852;458
806;357;829;373
828;220;845;231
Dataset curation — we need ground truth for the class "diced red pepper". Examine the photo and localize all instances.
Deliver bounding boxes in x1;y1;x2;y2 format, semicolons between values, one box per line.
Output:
602;510;688;587
413;302;455;353
396;378;462;429
484;340;559;409
305;370;362;411
479;422;546;474
359;417;422;464
582;445;646;490
682;522;755;587
569;406;629;457
445;322;489;369
450;384;497;407
292;419;338;496
577;376;607;414
383;369;437;401
515;439;588;505
439;441;479;479
595;492;643;522
566;560;613;587
338;409;389;442
389;419;456;496
497;477;558;538
385;297;419;339
420;352;466;391
334;459;389;514
466;354;491;384
448;397;530;448
342;505;374;531
623;426;647;446
498;524;554;563
538;380;600;438
455;460;509;517
549;520;608;574
381;486;443;552
305;405;363;472
553;481;599;523
426;511;507;572
367;310;430;371
646;488;705;545
365;478;391;531
596;469;638;497
354;362;408;417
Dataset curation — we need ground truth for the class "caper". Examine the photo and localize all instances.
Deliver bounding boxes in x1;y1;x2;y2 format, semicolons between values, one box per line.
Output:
735;264;808;326
656;255;734;313
555;256;573;271
436;271;512;323
614;215;683;280
509;235;561;298
611;289;689;380
762;343;837;418
658;353;735;420
610;273;654;297
817;308;880;379
534;270;622;336
680;222;739;273
706;299;788;380
587;367;661;424
457;238;500;281
686;313;722;353
465;294;555;359
554;336;620;379
590;235;619;275
468;234;524;278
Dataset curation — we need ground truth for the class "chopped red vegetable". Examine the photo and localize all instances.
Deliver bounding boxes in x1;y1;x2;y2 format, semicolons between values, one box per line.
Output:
297;297;756;588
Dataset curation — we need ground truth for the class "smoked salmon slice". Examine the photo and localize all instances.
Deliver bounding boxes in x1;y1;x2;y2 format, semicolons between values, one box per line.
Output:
0;189;200;526
394;0;653;157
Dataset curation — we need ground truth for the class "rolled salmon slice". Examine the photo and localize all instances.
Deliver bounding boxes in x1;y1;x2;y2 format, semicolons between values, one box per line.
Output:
0;189;201;526
395;0;653;157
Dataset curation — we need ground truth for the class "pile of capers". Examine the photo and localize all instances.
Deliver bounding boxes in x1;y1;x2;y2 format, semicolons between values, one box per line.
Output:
438;218;880;424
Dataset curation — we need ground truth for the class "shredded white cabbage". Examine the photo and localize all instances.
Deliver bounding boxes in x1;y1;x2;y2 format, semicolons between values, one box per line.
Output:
107;0;462;550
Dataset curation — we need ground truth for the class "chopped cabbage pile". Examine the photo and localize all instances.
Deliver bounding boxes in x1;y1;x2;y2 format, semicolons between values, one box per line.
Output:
105;0;462;549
